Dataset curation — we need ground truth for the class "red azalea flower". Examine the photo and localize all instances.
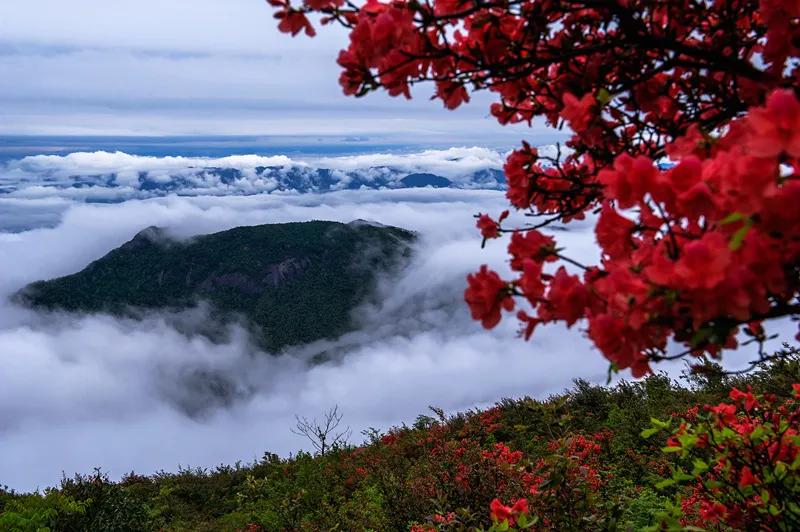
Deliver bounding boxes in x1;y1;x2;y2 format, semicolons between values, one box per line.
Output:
476;214;500;239
729;387;759;412
674;233;731;290
436;80;471;109
598;154;657;209
595;202;636;259
275;10;316;36
746;89;800;158
465;266;513;329
561;92;596;132
543;266;588;326
738;466;759;488
708;403;737;425
489;498;513;522
508;229;556;270
511;498;529;515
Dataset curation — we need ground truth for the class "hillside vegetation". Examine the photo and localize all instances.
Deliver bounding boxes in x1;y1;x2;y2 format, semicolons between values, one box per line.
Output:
17;220;415;352
2;349;798;531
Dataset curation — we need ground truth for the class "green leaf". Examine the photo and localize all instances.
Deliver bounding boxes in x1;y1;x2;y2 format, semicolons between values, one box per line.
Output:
655;478;675;489
719;212;744;225
606;361;619;384
729;219;753;250
691;459;708;476
661;446;682;453
650;417;671;429
640;427;659;439
597;88;612;105
749;426;766;442
690;328;711;347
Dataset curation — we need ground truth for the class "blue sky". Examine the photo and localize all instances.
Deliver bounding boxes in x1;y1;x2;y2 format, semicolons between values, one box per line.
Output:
0;0;557;143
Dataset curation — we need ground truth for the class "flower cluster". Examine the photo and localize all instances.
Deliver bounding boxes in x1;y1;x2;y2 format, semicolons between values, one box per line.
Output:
267;0;800;374
645;384;800;530
467;90;800;376
489;498;528;526
481;431;612;530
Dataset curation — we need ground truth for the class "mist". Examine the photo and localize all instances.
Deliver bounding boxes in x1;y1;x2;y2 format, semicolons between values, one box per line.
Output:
0;187;788;492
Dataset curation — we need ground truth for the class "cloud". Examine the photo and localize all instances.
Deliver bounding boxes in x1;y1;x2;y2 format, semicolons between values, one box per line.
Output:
0;187;792;493
0;147;512;204
5;147;503;181
309;146;506;176
0;189;605;491
0;1;563;138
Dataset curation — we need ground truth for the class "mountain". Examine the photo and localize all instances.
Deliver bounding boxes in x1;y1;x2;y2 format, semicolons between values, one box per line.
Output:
399;173;452;188
22;165;502;199
17;221;415;352
0;148;518;201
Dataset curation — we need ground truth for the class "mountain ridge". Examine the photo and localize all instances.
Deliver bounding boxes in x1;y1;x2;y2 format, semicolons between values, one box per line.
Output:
17;220;416;352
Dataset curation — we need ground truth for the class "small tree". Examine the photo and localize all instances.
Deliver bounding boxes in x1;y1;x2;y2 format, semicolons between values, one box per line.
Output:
291;405;352;456
267;0;800;377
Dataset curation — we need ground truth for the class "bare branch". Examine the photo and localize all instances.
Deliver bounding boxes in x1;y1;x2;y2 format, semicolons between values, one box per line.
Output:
290;405;352;456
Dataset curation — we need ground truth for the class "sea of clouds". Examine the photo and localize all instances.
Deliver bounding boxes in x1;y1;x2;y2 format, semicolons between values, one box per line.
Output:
0;147;514;205
0;149;786;493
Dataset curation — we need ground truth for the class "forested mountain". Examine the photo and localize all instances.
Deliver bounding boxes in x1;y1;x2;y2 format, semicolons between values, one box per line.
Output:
18;220;415;352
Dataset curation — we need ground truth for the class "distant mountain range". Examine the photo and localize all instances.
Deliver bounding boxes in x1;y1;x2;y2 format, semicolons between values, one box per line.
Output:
130;165;504;194
17;221;415;352
0;147;514;201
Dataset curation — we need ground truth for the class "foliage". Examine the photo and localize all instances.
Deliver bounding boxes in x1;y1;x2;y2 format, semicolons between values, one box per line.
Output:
644;384;800;530
2;350;798;530
18;221;414;352
0;490;86;532
266;0;800;375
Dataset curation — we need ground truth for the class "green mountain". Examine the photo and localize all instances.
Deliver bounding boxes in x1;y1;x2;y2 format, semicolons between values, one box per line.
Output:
17;220;415;351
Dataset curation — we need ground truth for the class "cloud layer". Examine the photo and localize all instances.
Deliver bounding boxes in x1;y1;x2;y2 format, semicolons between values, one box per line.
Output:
0;147;509;206
0;0;560;138
0;185;791;493
0;188;612;492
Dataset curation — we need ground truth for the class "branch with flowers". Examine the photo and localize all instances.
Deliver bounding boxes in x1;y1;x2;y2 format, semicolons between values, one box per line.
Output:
266;0;800;376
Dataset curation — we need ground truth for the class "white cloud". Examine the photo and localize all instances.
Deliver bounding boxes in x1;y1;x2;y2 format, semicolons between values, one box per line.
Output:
0;1;561;138
0;147;512;203
4;151;294;181
0;189;610;492
0;186;791;493
309;146;506;176
4;148;503;181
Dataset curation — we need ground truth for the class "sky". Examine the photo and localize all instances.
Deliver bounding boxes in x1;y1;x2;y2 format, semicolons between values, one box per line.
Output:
0;0;553;142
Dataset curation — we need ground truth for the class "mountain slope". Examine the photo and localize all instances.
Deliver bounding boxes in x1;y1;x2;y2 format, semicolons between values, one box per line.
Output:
2;355;797;531
18;221;415;351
